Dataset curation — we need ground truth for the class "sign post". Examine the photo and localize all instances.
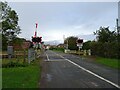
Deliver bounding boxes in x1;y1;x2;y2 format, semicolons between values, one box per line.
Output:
76;39;83;55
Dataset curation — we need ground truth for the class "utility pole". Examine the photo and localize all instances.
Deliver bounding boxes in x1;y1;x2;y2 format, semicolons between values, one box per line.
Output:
118;1;120;35
116;19;120;35
116;18;120;59
116;1;120;59
66;38;68;49
63;35;69;53
63;35;65;47
63;35;68;50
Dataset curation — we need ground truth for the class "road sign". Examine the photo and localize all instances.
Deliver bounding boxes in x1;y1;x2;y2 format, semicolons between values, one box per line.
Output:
76;39;83;48
76;39;83;44
77;43;83;48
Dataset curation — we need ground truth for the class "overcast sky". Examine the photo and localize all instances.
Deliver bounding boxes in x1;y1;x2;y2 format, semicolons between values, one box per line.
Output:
7;1;118;43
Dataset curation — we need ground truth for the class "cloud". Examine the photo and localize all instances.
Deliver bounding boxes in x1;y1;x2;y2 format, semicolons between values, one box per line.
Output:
7;2;117;43
4;0;120;2
77;34;96;42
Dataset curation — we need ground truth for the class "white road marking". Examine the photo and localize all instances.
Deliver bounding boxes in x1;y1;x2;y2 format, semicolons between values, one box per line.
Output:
44;60;65;62
53;52;120;89
45;52;65;62
90;82;99;87
46;53;50;61
46;74;52;82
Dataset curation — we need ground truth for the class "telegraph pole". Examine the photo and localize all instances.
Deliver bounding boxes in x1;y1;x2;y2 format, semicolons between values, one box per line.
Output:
116;19;120;35
116;1;120;59
63;35;68;50
118;1;120;35
67;40;68;50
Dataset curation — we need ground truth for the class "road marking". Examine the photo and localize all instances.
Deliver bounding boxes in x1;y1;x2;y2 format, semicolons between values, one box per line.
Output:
46;74;52;82
54;53;120;89
90;82;99;87
45;53;50;61
44;60;65;62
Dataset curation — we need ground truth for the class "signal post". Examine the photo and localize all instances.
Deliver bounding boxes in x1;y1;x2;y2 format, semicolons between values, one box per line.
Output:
76;39;83;55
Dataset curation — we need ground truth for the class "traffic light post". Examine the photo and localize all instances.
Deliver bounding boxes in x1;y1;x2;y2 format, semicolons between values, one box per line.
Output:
32;37;42;49
31;23;43;49
28;23;43;64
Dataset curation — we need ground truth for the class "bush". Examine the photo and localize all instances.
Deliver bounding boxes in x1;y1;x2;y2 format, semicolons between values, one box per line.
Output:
90;41;120;59
2;62;28;68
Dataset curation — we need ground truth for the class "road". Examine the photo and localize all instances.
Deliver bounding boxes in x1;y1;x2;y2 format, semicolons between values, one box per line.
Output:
40;50;120;88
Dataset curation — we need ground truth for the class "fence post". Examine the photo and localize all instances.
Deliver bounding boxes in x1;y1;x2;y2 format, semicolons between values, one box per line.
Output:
28;48;36;64
28;48;31;64
83;50;87;56
23;49;26;63
88;49;91;56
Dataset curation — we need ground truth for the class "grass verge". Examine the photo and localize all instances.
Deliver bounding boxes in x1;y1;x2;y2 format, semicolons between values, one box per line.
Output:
78;55;120;69
50;48;64;53
2;58;41;88
95;57;120;69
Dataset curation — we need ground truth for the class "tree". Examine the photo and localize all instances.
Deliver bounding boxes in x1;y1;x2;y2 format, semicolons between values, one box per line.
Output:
1;34;7;51
94;26;116;43
0;1;21;51
0;1;21;35
82;41;91;50
64;36;78;50
91;26;120;59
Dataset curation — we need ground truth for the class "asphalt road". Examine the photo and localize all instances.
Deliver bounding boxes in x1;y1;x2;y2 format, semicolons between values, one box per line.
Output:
40;50;120;88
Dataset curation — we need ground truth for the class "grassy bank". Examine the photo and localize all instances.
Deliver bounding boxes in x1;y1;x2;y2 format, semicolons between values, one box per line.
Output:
96;57;120;69
2;58;41;88
81;55;120;69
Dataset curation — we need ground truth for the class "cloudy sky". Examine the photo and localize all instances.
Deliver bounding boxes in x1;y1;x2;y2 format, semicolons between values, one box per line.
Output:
6;1;118;44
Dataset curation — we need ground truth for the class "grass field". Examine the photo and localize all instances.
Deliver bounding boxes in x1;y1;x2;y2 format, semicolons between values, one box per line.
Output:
2;58;41;88
50;47;64;53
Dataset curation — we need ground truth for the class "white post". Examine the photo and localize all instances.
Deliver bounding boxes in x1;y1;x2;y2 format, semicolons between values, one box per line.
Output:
79;46;80;55
88;49;91;56
84;50;87;56
67;40;68;50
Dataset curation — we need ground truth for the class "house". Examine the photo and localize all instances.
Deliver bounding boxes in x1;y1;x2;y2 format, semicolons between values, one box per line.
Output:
13;40;31;50
57;44;64;48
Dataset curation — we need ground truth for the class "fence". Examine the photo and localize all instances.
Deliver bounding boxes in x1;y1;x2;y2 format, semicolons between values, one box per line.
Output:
64;49;91;56
2;48;37;64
